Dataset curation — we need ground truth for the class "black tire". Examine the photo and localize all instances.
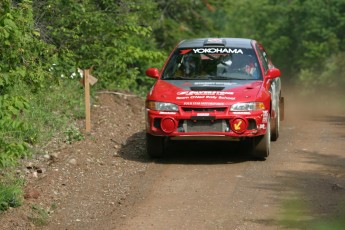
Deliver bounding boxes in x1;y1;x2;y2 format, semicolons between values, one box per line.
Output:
146;133;165;158
251;118;271;159
271;102;280;141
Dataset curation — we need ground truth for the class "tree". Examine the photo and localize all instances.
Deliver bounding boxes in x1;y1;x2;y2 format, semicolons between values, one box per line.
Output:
0;0;57;166
33;0;165;92
153;0;227;51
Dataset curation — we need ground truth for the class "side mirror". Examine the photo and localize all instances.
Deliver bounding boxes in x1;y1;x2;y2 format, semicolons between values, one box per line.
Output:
146;68;160;79
265;68;281;80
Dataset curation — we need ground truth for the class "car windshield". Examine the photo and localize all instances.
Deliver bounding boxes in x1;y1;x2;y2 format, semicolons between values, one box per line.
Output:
162;47;262;80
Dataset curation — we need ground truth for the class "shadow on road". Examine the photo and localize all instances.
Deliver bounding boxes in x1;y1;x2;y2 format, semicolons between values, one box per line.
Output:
259;150;345;229
311;114;345;125
251;118;345;229
119;130;258;165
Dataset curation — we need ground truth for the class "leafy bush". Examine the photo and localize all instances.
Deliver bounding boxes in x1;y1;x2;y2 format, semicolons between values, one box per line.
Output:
0;176;24;212
0;95;30;167
20;78;85;145
34;0;166;94
0;0;57;166
64;125;84;144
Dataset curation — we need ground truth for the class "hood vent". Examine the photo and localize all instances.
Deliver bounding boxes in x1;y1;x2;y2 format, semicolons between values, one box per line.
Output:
190;86;225;91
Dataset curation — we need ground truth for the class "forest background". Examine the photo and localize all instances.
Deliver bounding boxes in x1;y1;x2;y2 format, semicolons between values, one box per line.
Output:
0;0;345;211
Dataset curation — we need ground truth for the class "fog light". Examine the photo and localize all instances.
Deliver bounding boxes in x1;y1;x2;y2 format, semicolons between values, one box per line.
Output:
161;118;176;133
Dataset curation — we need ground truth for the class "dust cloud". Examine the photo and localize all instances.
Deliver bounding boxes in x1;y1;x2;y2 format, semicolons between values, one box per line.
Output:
282;84;345;122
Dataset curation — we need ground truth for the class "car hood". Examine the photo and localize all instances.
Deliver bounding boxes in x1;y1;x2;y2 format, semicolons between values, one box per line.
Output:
148;79;263;105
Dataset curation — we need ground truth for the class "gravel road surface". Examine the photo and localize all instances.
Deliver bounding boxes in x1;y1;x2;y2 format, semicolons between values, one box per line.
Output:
1;88;344;230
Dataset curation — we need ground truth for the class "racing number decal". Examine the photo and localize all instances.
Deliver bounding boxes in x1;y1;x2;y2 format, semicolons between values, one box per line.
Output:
234;120;243;130
231;118;248;133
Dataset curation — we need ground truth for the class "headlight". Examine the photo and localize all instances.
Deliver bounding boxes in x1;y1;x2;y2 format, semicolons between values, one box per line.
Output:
146;101;179;111
230;102;265;111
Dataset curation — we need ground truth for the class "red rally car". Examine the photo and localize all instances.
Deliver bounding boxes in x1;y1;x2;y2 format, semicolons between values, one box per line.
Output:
145;38;284;159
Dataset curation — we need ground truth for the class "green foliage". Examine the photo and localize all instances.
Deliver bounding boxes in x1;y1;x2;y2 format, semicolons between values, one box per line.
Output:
28;204;49;226
279;197;345;229
64;125;84;144
33;0;166;92
0;176;24;212
19;78;85;145
279;197;310;229
178;0;345;88
0;0;57;92
0;95;31;167
243;0;345;76
154;0;226;50
0;77;85;167
0;0;344;216
0;0;66;167
299;52;345;91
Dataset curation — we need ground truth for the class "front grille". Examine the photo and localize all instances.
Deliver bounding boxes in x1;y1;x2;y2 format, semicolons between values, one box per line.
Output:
182;107;227;112
181;119;229;132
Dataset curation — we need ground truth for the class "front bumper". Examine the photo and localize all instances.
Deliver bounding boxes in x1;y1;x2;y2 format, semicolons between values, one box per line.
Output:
145;107;269;141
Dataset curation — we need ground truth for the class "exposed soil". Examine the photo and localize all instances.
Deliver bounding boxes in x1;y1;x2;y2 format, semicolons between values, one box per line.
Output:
1;86;345;230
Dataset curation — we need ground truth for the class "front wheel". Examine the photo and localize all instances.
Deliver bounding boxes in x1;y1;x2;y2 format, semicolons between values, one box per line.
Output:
251;119;271;159
146;133;165;158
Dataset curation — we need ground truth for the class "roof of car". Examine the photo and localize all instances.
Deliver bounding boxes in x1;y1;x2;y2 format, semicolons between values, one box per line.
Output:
177;38;254;49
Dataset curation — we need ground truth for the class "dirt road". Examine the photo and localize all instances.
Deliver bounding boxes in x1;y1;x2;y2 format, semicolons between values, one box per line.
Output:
1;88;345;229
115;91;345;230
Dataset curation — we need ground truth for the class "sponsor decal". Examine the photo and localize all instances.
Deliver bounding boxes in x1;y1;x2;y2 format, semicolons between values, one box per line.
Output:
218;96;235;100
262;110;269;123
258;124;266;129
183;102;225;106
230;118;247;133
176;96;189;100
193;48;243;54
176;92;236;100
233;112;251;115
180;49;192;54
234;120;243;131
197;113;210;116
179;48;243;55
176;96;235;100
177;91;234;96
159;112;177;115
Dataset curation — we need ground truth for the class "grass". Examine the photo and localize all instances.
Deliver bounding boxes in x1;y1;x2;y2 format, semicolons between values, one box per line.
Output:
0;175;24;212
28;204;50;226
28;202;59;226
0;77;87;211
21;79;85;145
279;196;345;230
64;125;85;144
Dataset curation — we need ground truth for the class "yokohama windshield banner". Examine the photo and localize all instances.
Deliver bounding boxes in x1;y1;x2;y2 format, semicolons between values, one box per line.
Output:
180;48;243;55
